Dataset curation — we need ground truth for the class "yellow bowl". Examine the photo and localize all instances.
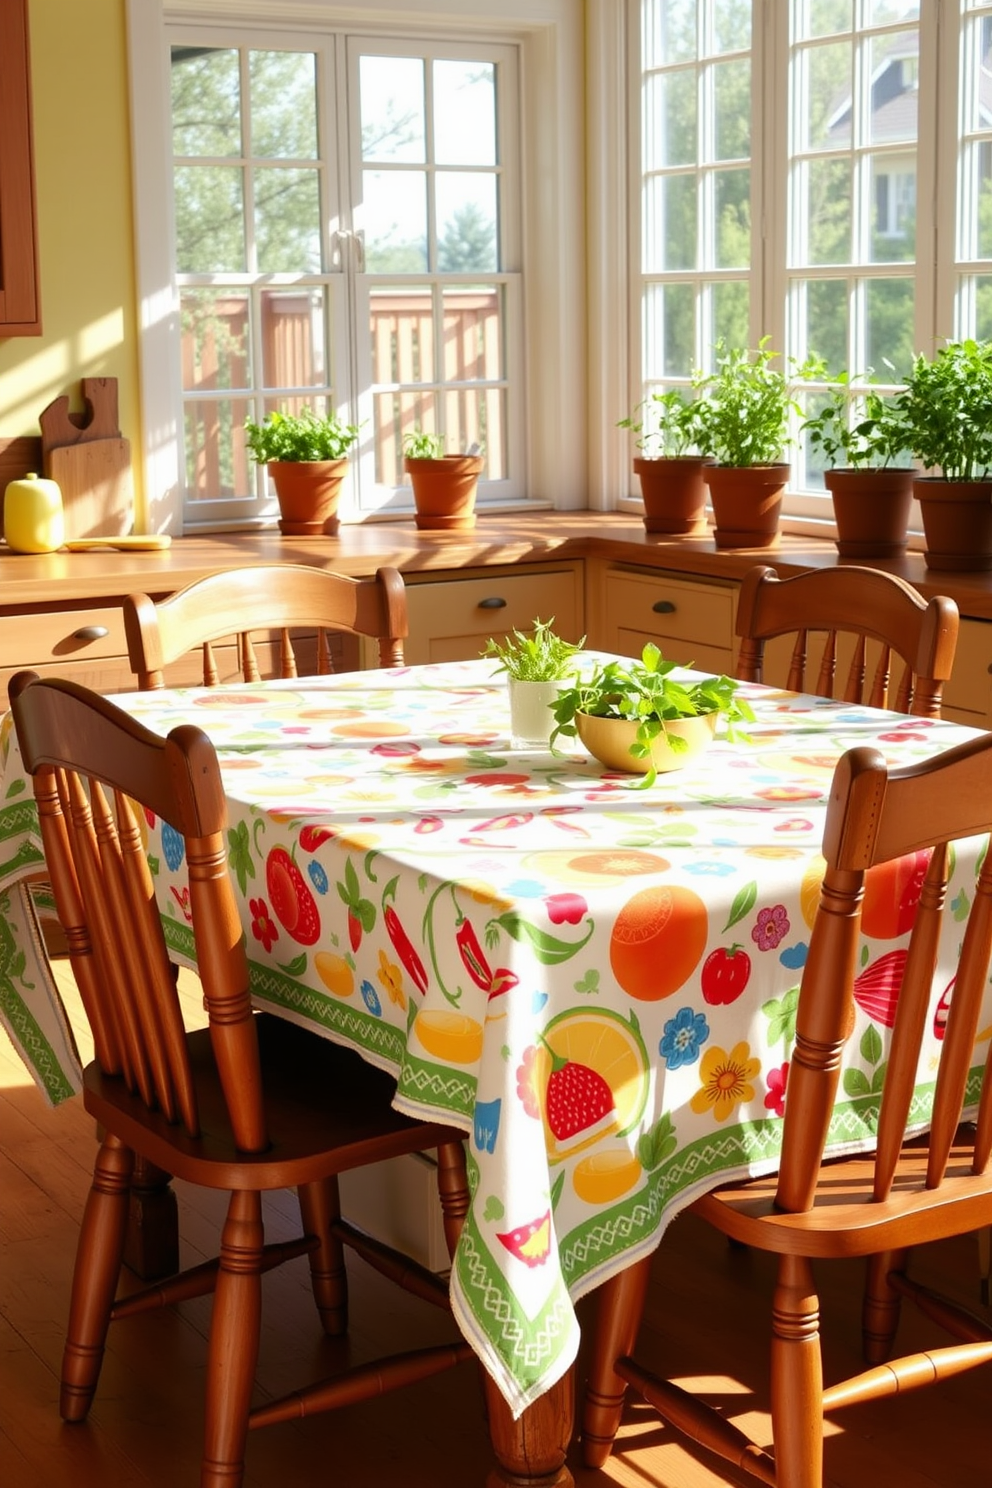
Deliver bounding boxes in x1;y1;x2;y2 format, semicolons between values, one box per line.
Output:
575;709;716;774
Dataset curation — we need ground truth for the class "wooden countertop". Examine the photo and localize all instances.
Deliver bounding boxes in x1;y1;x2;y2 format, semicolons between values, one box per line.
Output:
4;513;992;621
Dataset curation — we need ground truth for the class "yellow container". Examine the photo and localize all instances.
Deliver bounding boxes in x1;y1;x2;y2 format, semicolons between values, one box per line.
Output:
3;472;65;553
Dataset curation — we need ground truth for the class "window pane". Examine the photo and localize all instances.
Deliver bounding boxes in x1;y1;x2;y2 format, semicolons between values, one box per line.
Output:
184;396;252;499
434;60;495;165
870;156;916;263
643;174;697;270
712;280;749;346
371;285;435;385
436;176;498;272
250;51;317;159
866;277;915;376
805;40;852;151
806;277;848;369
868;33;917;146
714;59;750;159
254;168;321;272
713;0;751;53
867;0;919;23
171;47;241;157
443;386;503;477
174;166;245;273
805;1;853;40
805;157;852;264
644;0;697;68
181;289;250;392
360;56;425;163
441;284;502;382
643;70;697;169
643;281;696;377
715;168;750;267
976;275;992;341
259;288;327;390
980;143;992;258
363;170;428;272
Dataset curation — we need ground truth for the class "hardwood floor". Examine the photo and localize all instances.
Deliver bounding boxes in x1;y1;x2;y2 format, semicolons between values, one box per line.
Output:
1;967;990;1487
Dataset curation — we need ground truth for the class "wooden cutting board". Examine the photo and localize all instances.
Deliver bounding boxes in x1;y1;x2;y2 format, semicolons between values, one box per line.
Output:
39;377;134;540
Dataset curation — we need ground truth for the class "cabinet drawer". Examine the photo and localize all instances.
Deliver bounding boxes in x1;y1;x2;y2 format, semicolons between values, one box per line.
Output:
404;566;582;665
602;570;735;668
0;605;127;666
943;616;992;726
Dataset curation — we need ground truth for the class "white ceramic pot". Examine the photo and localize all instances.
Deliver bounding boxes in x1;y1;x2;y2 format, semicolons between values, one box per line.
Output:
508;679;561;747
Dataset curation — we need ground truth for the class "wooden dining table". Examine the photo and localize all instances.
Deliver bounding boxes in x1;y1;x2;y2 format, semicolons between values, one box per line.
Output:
1;657;990;1487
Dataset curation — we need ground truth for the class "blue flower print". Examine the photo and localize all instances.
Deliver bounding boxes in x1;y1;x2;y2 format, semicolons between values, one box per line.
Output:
161;822;185;871
474;1097;502;1154
659;1006;709;1070
683;860;735;878
360;980;382;1016
308;861;329;895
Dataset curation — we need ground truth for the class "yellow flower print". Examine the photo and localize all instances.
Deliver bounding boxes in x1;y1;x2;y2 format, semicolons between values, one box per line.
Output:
690;1041;761;1123
377;949;406;1009
460;878;516;911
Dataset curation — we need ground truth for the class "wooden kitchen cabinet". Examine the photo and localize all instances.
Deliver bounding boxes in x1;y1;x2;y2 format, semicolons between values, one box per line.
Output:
403;562;584;665
941;616;992;728
0;0;41;335
593;563;737;673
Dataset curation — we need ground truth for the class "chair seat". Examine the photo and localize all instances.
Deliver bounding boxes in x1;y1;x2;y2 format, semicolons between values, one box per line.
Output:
695;1131;992;1258
83;1014;467;1190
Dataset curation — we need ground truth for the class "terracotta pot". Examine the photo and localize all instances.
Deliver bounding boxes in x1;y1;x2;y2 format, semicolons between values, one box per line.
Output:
268;459;347;536
824;467;916;559
405;455;484;530
575;710;717;775
703;464;789;550
915;477;992;571
633;457;710;536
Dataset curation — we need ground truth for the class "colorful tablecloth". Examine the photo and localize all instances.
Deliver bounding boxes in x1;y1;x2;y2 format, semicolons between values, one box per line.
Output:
1;660;989;1416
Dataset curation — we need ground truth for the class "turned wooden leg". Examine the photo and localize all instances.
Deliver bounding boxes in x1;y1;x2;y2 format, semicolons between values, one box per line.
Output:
770;1253;823;1488
483;1368;575;1488
581;1258;651;1468
437;1139;471;1260
61;1135;133;1421
201;1189;263;1488
297;1177;348;1336
123;1155;180;1280
862;1247;909;1364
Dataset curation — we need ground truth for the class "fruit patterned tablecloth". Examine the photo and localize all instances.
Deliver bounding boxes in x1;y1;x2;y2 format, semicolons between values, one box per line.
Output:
1;660;989;1416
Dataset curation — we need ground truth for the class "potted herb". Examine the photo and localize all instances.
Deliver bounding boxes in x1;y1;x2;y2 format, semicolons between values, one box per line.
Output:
800;367;915;558
619;388;710;535
403;430;485;531
694;339;810;550
892;339;992;570
482;616;586;747
244;406;360;536
550;643;754;788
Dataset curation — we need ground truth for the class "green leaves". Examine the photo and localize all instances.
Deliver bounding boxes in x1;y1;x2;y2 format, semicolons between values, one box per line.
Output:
694;338;816;468
800;366;909;471
481;617;586;682
619;387;706;457
244;406;360;463
894;339;992;480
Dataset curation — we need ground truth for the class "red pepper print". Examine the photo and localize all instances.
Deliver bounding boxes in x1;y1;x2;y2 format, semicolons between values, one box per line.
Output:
700;944;752;1005
456;919;520;1002
383;904;429;996
299;825;334;851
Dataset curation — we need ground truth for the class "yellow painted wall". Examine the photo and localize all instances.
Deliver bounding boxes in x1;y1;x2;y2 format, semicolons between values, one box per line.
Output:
0;0;143;517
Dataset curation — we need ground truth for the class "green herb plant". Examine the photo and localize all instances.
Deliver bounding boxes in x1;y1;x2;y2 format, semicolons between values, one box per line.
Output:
893;339;992;480
402;430;447;460
619;387;706;458
801;365;910;471
244;406;360;463
694;338;816;468
482;617;586;682
550;642;754;788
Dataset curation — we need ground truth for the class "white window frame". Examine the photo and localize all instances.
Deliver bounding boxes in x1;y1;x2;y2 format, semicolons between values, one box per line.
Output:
126;0;586;534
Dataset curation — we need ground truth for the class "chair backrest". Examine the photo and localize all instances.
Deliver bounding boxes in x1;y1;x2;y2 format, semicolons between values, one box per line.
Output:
777;732;992;1217
8;670;266;1152
124;564;408;689
735;564;960;717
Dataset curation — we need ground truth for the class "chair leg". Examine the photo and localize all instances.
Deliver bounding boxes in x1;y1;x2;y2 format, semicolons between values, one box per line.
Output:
60;1135;134;1422
581;1255;652;1468
201;1190;264;1488
297;1177;348;1336
862;1247;909;1364
770;1253;823;1488
436;1139;470;1260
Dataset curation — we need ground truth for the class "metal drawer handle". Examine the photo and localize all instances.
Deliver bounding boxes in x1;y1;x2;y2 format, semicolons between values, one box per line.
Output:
652;600;676;615
72;625;109;641
477;597;507;610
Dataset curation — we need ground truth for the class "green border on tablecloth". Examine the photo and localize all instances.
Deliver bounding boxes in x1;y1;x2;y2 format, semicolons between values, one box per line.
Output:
0;893;75;1103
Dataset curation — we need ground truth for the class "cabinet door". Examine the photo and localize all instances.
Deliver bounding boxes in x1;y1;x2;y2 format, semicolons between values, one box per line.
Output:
0;0;41;334
601;569;736;673
941;616;992;727
404;565;583;665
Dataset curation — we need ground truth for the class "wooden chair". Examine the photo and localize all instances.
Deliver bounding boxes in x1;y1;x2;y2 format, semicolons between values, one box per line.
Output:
735;564;960;718
582;730;992;1487
123;563;408;688
8;671;471;1488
